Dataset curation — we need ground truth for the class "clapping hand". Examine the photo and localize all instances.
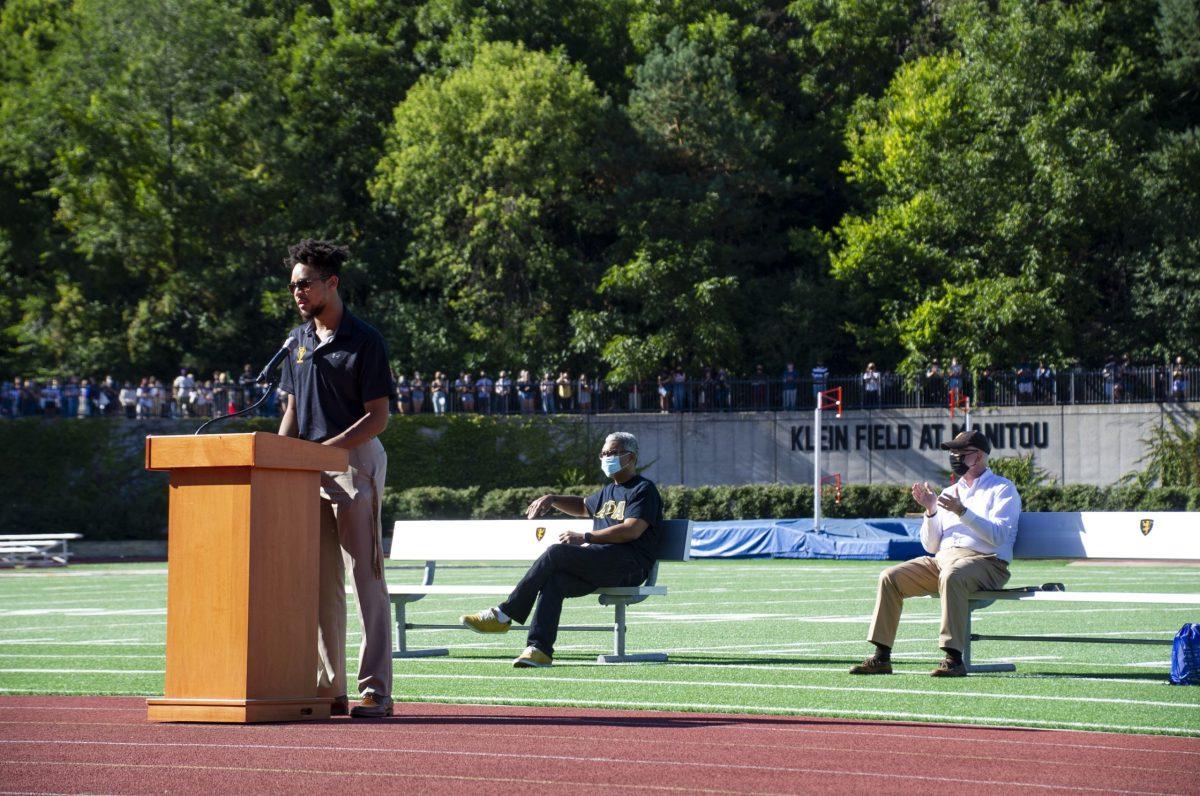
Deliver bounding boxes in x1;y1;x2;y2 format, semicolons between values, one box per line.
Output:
911;481;938;514
937;492;966;516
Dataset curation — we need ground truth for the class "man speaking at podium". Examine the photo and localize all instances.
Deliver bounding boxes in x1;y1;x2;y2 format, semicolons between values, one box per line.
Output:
277;239;394;718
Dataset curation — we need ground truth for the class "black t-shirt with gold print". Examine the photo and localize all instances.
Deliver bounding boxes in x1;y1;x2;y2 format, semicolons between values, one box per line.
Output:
583;474;663;570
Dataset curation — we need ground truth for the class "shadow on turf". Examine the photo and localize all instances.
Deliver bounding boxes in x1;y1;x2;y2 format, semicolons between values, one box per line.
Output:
590;655;1174;682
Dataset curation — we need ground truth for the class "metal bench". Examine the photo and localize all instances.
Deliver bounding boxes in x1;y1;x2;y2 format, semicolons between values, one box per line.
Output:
0;533;83;567
959;511;1200;673
963;588;1200;672
386;518;692;663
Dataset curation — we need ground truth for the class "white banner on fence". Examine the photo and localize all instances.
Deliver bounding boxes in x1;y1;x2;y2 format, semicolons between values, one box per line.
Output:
1014;512;1200;560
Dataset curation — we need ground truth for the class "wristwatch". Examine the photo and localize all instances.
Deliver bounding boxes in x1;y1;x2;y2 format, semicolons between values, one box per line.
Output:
583;532;594;543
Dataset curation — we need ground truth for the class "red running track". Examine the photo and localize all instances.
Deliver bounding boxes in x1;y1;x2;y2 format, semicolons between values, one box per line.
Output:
0;697;1197;795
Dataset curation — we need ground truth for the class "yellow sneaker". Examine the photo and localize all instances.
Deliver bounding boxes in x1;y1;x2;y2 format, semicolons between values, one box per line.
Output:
513;646;552;668
461;608;511;634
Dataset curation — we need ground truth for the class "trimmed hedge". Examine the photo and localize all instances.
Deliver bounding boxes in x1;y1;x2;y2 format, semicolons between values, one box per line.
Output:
1;414;599;538
0;418;167;539
4;416;1199;539
380;482;1200;524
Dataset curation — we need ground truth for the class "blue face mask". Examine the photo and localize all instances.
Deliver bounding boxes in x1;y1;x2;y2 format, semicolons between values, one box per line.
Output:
600;453;627;477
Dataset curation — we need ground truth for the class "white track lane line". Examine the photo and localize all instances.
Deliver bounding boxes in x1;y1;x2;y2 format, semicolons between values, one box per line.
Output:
0;740;1182;794
3;722;1192;773
0;700;1196;749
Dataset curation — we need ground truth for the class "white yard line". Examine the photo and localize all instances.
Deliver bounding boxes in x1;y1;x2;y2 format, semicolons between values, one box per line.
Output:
0;609;166;618
0;668;164;675
0;640;159;647
0;621;165;633
394;672;1197;710
0;569;165;578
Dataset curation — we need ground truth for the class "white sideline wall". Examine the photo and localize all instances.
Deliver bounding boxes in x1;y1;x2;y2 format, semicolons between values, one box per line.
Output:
390;519;585;560
1014;512;1200;560
1012;511;1200;559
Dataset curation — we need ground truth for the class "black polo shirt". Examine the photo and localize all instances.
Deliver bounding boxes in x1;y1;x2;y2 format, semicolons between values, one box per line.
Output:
277;309;392;443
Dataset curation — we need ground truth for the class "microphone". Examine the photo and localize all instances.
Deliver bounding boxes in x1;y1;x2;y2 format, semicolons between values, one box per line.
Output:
256;337;298;384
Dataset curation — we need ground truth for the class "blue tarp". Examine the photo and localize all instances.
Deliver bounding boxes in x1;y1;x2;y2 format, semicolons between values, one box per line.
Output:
689;517;925;560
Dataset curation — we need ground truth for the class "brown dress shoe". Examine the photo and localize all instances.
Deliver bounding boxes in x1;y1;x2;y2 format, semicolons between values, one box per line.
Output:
330;695;349;716
350;693;393;718
849;655;893;674
930;657;967;677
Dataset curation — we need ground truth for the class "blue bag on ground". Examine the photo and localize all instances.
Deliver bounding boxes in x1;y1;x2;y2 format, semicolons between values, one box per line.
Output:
1169;623;1200;685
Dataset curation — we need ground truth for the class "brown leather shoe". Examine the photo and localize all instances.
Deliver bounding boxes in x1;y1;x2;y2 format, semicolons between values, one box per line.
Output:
350;693;393;718
930;657;967;677
849;655;893;675
330;695;349;716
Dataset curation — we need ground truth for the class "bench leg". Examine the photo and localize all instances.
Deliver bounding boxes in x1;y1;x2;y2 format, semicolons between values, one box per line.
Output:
596;603;666;664
964;605;1015;673
391;599;448;659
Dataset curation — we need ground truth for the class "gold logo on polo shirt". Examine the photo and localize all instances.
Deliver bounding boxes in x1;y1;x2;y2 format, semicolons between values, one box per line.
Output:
296;346;307;364
535;526;545;541
1140;518;1153;536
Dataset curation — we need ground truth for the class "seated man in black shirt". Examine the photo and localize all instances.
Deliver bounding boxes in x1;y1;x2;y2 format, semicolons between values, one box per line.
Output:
461;431;663;667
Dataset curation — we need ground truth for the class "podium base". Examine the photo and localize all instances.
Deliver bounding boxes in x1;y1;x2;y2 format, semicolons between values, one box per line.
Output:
147;696;332;723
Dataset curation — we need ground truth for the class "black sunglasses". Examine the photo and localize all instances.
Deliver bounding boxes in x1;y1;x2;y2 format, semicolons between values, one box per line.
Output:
288;275;332;293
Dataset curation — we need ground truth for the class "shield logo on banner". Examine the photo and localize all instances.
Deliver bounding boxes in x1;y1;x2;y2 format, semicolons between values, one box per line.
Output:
1140;519;1153;536
535;526;545;541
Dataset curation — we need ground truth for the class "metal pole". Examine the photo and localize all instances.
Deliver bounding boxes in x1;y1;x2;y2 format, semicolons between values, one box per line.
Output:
813;402;822;532
614;604;626;657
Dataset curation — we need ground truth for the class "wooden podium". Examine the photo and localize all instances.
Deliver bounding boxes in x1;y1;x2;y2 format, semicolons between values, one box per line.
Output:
144;432;348;723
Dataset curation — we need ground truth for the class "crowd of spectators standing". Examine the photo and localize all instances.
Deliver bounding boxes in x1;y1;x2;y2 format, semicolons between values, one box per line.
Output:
1;366;278;421
3;356;1193;421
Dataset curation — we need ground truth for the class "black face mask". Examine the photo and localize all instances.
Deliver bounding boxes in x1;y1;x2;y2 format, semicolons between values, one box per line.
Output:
949;453;971;476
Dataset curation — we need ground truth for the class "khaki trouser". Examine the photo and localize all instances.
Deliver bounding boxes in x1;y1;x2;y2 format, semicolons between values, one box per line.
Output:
867;547;1010;653
316;437;392;698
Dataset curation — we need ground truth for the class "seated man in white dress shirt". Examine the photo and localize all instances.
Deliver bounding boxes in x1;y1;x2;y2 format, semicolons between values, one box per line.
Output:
850;429;1021;677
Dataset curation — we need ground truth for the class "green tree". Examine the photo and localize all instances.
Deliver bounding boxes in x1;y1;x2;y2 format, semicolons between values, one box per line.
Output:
1;0;291;376
371;41;613;371
1133;411;1200;487
0;0;76;376
1127;0;1200;361
412;0;637;98
577;4;939;379
832;0;1161;372
573;28;773;379
268;1;421;337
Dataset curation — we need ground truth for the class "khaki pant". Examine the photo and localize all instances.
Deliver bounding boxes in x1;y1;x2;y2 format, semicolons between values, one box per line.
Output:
867;547;1010;653
316;437;392;698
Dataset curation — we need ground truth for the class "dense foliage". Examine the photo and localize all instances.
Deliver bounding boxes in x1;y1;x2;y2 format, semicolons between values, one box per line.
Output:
393;482;1200;522
2;0;1197;381
0;412;598;537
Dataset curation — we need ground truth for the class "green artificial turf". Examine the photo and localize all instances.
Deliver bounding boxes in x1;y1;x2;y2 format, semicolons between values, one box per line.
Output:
1;559;1197;736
